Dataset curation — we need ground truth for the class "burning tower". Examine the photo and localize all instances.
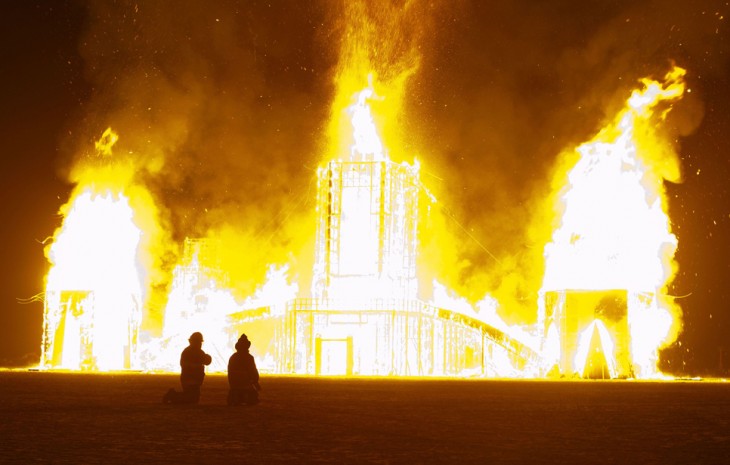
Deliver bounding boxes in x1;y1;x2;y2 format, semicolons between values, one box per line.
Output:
311;159;419;301
265;88;536;376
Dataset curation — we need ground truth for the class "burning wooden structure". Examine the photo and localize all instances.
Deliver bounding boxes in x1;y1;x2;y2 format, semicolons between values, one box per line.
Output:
229;154;537;376
41;290;141;370
539;290;632;378
40;189;144;371
537;68;686;378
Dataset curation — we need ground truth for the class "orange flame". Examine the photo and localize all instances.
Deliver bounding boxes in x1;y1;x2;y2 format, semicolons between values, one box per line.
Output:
44;188;143;370
542;66;686;378
42;129;170;371
350;85;385;161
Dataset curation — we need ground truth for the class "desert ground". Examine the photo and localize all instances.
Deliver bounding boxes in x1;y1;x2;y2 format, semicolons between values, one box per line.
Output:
0;371;728;464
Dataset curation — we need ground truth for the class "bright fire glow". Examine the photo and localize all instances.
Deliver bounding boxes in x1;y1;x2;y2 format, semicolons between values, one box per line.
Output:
44;189;143;370
573;320;618;379
542;66;686;378
141;239;298;372
313;85;419;302
431;283;538;377
42;129;158;371
40;60;689;380
350;86;385;161
302;83;532;377
153;254;240;372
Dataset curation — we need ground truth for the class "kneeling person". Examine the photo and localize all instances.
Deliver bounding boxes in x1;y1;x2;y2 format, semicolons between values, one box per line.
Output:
227;334;261;406
163;332;212;404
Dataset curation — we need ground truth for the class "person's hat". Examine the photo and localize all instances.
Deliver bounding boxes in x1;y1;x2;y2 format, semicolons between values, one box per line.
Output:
189;332;204;342
235;333;251;351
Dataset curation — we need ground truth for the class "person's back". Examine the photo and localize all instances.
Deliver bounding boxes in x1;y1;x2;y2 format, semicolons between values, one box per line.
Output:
228;351;258;387
227;334;260;406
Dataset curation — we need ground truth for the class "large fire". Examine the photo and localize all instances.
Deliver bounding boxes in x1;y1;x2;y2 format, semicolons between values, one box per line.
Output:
40;65;687;379
43;189;142;370
42;128;146;370
540;66;686;378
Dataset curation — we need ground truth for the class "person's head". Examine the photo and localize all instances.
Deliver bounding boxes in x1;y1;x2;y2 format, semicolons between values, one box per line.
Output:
189;332;204;347
235;334;251;352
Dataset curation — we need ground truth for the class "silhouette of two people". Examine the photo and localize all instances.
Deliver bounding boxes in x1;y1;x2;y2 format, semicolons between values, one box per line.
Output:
163;331;212;404
227;333;261;406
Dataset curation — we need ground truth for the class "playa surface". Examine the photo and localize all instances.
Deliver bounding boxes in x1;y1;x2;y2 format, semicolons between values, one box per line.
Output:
1;371;729;463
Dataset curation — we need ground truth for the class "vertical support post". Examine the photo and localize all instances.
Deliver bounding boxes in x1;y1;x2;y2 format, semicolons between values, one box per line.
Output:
346;336;354;376
378;161;386;275
315;336;322;375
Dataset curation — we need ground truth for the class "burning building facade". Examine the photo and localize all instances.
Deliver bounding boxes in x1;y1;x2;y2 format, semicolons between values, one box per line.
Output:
539;290;634;378
311;159;419;302
260;156;532;376
227;99;535;376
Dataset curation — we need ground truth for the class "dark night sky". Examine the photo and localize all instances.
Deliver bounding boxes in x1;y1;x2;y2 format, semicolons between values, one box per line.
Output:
1;0;728;376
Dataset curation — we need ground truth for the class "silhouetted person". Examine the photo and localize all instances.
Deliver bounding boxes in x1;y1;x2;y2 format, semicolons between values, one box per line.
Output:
163;332;212;404
227;334;261;406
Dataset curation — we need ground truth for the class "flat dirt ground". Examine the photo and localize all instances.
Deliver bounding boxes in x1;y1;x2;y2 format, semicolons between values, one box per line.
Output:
1;371;729;464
